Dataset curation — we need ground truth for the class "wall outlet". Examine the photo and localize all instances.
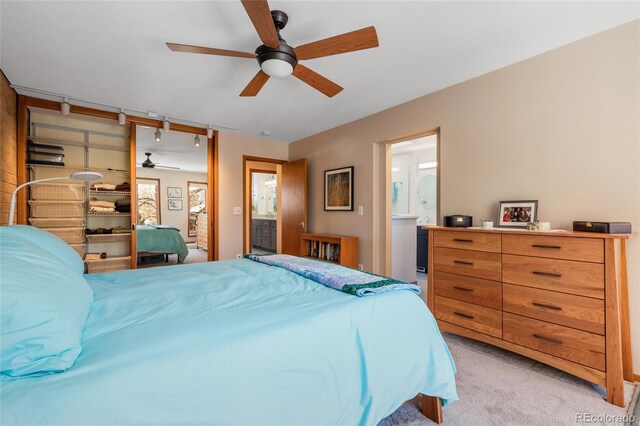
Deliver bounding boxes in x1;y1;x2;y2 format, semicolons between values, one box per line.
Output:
233;207;242;215
358;206;364;216
358;264;364;271
236;254;242;259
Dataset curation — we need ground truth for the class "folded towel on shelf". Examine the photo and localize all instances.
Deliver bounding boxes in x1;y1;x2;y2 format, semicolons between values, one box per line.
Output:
89;206;116;213
89;198;116;209
115;199;130;207
112;227;130;234
92;183;116;191
86;228;113;235
115;182;130;191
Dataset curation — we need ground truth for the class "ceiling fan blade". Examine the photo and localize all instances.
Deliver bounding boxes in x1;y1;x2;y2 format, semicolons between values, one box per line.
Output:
166;42;256;59
292;64;343;98
241;0;280;49
156;165;181;170
294;26;379;60
240;70;270;96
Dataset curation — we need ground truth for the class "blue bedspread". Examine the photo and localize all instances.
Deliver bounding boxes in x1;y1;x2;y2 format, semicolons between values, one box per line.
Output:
1;259;457;425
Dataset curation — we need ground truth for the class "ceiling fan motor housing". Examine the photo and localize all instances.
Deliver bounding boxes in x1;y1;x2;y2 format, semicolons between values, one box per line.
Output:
255;10;297;70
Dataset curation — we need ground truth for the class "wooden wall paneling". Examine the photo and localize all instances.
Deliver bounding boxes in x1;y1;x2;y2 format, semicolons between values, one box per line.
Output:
0;72;18;225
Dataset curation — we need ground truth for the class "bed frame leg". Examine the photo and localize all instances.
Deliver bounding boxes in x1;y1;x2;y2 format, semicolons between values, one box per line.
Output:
421;394;443;424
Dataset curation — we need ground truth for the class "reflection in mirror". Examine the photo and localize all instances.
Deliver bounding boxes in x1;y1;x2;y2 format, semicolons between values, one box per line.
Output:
135;127;208;267
251;172;277;254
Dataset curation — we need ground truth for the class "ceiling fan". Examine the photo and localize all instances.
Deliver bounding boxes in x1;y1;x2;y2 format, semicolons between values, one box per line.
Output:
166;0;379;97
139;153;180;170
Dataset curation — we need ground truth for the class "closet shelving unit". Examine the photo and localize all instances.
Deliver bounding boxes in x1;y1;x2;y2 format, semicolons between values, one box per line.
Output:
27;120;132;273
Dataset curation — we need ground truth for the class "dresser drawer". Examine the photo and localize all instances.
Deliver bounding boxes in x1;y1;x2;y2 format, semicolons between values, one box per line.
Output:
260;227;271;237
503;313;605;371
435;296;502;338
434;271;502;310
503;284;604;335
259;236;271;247
434;231;501;253
433;247;501;281
502;235;603;263
502;254;603;299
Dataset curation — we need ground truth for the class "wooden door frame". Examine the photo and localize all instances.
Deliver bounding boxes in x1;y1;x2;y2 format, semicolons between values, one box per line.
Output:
383;127;440;277
15;95;219;264
242;156;286;254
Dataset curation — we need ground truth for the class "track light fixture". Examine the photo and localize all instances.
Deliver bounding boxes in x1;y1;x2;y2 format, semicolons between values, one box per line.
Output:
194;135;201;148
207;126;213;139
155;129;161;142
118;109;126;125
163;118;170;132
61;98;70;115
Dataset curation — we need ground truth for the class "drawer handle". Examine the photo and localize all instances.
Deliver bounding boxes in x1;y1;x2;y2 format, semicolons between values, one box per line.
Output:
532;302;562;311
533;334;563;345
453;286;474;292
453;311;474;320
453;260;474;266
531;244;562;249
453;238;473;243
532;271;562;278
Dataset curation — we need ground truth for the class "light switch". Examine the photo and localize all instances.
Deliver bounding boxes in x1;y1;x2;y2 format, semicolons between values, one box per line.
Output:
358;206;364;216
233;207;242;215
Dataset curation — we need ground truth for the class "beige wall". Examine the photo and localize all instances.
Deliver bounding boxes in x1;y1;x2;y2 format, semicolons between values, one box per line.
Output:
136;167;207;243
218;132;288;260
289;21;640;373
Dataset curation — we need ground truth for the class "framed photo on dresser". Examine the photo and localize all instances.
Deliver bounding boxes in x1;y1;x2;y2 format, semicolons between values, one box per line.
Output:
497;200;538;228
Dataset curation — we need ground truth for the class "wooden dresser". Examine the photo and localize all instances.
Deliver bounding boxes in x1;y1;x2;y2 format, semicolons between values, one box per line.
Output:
426;227;632;406
197;213;208;250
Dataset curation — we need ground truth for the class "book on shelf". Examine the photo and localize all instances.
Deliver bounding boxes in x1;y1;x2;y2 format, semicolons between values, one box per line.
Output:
306;240;341;262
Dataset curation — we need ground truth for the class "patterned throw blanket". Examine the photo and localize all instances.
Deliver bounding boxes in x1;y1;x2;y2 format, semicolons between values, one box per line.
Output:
244;254;420;297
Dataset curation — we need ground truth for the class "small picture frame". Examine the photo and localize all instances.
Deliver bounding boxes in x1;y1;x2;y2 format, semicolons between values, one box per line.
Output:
168;199;183;210
167;187;182;198
324;166;354;211
498;200;538;228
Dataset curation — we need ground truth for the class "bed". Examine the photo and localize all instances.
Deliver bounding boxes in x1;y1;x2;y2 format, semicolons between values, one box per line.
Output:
1;225;457;425
136;224;189;263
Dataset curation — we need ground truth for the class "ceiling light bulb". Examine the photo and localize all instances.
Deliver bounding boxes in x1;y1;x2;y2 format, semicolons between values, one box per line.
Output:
207;126;213;139
194;135;200;148
61;98;70;115
261;59;294;78
118;109;126;125
155;129;161;142
163;119;170;132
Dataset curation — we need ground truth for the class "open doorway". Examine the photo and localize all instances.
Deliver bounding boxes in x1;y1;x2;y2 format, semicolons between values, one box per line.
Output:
243;156;307;256
251;171;277;254
388;130;439;297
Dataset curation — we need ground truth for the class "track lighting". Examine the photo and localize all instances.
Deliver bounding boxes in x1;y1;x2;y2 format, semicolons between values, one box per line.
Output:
207;126;213;139
163;118;170;132
118;109;126;125
155;129;161;142
194;135;200;148
61;98;70;115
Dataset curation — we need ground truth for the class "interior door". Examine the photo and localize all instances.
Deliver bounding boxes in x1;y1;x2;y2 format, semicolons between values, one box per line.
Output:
280;158;307;255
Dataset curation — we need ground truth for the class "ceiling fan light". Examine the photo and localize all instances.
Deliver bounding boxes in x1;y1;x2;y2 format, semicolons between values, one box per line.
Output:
61;98;70;115
155;129;161;142
261;59;294;78
194;135;200;148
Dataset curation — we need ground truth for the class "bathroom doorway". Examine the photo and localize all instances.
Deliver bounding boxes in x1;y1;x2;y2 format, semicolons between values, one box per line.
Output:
389;130;439;296
251;171;278;254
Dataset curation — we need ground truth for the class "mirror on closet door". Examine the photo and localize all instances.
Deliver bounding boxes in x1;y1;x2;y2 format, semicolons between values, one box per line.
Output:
135;127;208;268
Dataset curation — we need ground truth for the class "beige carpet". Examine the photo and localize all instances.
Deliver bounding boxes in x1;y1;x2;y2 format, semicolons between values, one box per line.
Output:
383;333;638;426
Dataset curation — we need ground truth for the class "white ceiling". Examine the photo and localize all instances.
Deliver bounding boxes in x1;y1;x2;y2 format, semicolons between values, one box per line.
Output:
2;2;638;143
136;126;207;173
